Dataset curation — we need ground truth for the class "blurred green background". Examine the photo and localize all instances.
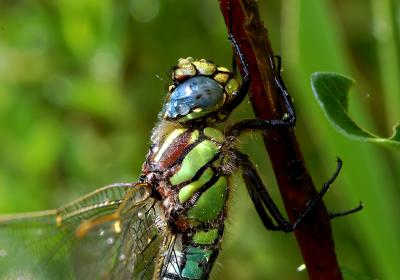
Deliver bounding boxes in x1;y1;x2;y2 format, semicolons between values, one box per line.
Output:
0;0;399;279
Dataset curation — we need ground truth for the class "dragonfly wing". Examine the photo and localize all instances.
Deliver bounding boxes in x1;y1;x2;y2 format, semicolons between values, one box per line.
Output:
0;210;75;279
0;182;135;279
72;183;168;280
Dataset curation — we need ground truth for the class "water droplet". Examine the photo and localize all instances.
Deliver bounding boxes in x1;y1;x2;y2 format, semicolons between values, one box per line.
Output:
119;254;126;261
114;220;122;233
137;212;145;220
297;263;306;272
106;237;114;245
0;249;7;257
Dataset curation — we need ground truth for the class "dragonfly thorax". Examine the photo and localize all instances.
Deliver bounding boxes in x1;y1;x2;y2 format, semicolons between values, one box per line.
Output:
143;122;234;232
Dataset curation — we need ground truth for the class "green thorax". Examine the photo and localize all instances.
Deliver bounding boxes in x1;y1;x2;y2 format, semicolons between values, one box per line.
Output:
145;122;229;225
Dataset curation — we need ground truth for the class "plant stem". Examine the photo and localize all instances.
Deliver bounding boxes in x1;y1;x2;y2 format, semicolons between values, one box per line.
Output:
218;1;343;279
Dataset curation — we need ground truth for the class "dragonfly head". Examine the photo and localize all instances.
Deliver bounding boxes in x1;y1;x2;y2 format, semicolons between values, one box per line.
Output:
161;57;240;122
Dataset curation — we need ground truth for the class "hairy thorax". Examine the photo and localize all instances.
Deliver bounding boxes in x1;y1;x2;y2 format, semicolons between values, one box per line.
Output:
141;121;237;232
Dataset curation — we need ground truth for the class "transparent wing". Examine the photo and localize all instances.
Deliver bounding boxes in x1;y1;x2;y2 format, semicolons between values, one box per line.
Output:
71;184;168;280
0;183;136;279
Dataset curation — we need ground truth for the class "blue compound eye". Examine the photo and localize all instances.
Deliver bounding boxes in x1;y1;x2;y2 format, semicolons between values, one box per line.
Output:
163;76;225;120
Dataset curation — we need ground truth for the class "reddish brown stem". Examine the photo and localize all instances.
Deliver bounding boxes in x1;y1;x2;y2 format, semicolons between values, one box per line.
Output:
218;1;343;279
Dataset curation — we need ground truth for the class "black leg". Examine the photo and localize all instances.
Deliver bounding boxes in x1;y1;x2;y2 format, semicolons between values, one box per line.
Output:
238;152;345;232
238;151;297;232
286;158;344;229
228;117;295;137
241;156;291;231
222;2;296;135
329;201;363;219
227;52;296;137
220;1;250;116
231;54;238;77
220;35;251;115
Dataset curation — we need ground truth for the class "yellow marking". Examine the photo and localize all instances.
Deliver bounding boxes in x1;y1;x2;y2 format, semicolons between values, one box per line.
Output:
225;78;240;94
56;215;62;227
193;60;217;75
190;130;200;144
75;213;119;239
214;72;229;84
154;128;187;162
114;220;122;233
217;66;229;72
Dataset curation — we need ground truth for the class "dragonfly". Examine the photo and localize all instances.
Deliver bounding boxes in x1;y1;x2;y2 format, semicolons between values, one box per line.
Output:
0;41;355;279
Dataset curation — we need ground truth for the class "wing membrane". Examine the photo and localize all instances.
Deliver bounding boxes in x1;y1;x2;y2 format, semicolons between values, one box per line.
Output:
72;193;166;280
0;183;137;279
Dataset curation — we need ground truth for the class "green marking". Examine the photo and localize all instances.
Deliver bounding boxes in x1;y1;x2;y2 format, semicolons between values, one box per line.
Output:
192;229;219;245
204;127;224;143
225;78;240;94
170;140;219;185
187;176;227;222
190;130;200;143
181;247;213;279
179;110;209;121
179;168;213;203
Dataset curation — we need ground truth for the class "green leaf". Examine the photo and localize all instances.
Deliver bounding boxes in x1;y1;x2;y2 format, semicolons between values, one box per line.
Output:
311;72;400;150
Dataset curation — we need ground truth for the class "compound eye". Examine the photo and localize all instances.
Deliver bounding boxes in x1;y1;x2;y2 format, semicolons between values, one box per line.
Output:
163;76;224;120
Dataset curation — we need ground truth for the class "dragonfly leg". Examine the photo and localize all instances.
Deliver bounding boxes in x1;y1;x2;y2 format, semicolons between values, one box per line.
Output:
223;3;296;131
238;151;296;232
225;57;296;137
238;152;347;232
283;157;362;226
219;2;250;116
329;201;363;219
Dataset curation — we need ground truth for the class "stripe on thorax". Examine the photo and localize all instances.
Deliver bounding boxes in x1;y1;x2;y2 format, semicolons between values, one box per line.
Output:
169;140;219;186
154;128;187;162
153;129;200;170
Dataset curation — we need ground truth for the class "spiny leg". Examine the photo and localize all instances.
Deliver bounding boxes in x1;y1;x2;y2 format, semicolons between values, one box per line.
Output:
223;2;296;131
238;152;347;232
289;158;343;229
220;0;250;116
329;202;363;219
240;152;291;231
225;52;296;136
